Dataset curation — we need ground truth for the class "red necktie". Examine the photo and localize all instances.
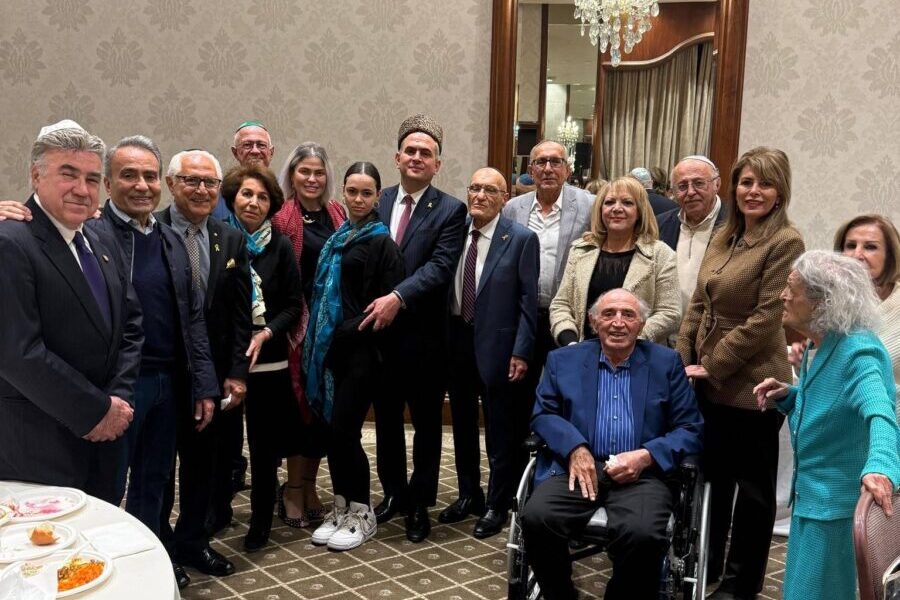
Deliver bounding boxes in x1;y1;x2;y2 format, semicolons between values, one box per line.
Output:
461;230;481;323
395;195;413;244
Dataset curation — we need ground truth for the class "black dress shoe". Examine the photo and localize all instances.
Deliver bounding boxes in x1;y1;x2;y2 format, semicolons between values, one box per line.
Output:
374;495;407;524
181;547;235;577
438;496;486;524
472;508;508;539
243;527;269;553
173;563;190;590
405;506;431;543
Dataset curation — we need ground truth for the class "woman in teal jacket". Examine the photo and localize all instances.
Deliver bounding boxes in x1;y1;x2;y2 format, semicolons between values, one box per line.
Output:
755;250;900;600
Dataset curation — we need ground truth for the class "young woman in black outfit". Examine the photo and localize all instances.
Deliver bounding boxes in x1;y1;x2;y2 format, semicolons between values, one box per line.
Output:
304;162;405;551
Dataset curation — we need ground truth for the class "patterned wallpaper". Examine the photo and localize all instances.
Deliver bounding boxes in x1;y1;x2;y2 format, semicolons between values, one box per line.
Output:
0;0;492;203
739;0;900;249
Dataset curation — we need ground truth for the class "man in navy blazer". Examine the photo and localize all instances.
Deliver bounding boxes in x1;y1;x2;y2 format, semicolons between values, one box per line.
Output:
360;114;467;542
440;167;539;539
0;122;143;504
522;289;703;600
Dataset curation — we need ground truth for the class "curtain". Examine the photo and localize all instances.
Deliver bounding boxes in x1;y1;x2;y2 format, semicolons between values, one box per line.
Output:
601;41;715;179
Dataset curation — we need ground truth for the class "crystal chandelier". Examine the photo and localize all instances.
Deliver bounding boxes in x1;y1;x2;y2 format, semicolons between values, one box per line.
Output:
574;0;660;67
556;116;580;154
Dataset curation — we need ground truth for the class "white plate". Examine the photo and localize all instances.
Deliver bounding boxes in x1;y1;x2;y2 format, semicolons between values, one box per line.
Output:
0;506;11;527
0;522;76;563
6;549;113;598
6;488;87;523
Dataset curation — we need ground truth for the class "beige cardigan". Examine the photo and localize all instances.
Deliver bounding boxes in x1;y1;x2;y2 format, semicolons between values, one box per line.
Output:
876;284;900;419
549;237;681;343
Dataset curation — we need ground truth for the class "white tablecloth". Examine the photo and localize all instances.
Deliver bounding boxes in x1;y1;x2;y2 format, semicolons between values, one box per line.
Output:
1;481;179;600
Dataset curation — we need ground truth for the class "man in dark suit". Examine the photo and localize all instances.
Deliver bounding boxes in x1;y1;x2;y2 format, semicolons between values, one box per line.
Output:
521;289;703;600
361;114;467;542
0;122;142;504
656;155;726;318
157;150;251;588
440;168;539;538
630;167;677;217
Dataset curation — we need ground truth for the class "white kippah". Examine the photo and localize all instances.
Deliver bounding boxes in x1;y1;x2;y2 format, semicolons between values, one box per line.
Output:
679;154;718;172
38;119;85;137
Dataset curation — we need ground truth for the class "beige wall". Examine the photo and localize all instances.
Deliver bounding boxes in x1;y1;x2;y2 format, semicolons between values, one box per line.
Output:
739;0;900;249
0;0;492;202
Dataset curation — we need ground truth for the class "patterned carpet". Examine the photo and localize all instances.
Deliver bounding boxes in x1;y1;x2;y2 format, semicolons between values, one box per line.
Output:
174;425;787;600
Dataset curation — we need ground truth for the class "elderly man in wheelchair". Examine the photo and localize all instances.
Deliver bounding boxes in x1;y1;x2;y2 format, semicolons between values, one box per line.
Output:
511;289;705;600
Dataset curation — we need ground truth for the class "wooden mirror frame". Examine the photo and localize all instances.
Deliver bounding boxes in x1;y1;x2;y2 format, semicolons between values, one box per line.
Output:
488;0;750;187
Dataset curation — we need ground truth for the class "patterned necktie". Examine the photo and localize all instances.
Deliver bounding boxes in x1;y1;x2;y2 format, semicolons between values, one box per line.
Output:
73;231;111;326
461;230;481;324
185;224;203;292
394;195;413;245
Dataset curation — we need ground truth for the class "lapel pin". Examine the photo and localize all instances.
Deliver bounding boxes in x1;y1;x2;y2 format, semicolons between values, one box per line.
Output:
501;234;509;241
102;254;109;262
214;243;220;252
427;202;433;208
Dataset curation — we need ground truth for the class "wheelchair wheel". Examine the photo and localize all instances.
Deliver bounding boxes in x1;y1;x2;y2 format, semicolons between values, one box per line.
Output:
680;481;711;600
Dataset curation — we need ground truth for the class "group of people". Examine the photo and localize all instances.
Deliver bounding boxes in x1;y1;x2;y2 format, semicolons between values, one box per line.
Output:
0;113;897;600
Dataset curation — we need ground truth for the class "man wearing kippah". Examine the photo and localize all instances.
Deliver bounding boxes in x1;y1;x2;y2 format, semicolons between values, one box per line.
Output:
360;114;467;542
210;120;274;221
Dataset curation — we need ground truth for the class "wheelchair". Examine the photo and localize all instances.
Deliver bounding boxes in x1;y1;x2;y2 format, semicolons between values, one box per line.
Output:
507;435;711;599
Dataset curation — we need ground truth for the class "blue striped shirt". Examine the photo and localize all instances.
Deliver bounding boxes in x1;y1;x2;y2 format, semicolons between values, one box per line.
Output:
594;351;637;458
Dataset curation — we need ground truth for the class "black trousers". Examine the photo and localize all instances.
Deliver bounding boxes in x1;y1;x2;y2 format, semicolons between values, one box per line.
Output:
373;338;447;508
244;368;301;534
521;471;674;600
207;399;244;527
447;317;529;510
703;400;783;596
327;342;380;505
160;394;217;558
521;308;554;418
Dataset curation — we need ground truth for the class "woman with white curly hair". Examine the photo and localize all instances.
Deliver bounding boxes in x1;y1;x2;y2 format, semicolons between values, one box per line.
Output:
754;250;900;600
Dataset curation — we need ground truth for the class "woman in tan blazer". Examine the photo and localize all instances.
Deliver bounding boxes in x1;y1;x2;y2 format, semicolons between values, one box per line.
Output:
677;147;805;600
549;176;680;345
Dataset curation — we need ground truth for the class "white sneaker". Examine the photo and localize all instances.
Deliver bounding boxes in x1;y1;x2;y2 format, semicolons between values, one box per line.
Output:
326;501;376;551
311;495;348;545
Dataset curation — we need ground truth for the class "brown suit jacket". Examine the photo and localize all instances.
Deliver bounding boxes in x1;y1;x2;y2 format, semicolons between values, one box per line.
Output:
676;224;805;410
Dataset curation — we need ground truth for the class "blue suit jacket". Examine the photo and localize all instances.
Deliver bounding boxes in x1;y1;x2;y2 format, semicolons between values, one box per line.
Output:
531;339;703;485
453;216;540;386
778;330;900;520
377;184;466;350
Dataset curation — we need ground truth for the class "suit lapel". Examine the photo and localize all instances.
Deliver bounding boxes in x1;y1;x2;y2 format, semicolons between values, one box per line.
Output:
477;218;512;297
581;342;601;451
514;193;533;226
29;199;111;339
555;186;577;282
400;186;437;250
84;227;119;340
628;343;649;441
378;186;398;227
206;219;223;308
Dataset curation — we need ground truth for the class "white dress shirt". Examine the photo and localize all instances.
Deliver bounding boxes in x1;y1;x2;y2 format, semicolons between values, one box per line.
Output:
526;190;563;308
676;196;722;311
33;193;90;270
452;214;500;315
389;185;429;241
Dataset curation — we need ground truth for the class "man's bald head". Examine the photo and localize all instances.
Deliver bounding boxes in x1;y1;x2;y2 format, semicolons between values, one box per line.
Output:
467;167;509;228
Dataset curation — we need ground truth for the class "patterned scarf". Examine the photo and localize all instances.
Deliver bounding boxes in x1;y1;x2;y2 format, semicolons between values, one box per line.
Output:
271;197;346;421
303;215;389;422
227;214;272;326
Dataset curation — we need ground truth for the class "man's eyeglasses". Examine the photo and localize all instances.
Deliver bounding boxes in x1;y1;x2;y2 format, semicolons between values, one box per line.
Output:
675;177;718;194
467;184;504;197
532;157;566;168
175;175;222;191
238;141;270;151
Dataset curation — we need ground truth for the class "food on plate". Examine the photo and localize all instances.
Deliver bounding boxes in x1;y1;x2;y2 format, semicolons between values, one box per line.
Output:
57;556;105;592
28;522;57;545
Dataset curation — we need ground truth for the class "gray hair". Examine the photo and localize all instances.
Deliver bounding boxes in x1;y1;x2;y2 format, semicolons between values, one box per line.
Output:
167;150;222;179
588;288;651;322
105;135;162;178
793;250;881;336
277;142;335;207
31;127;105;173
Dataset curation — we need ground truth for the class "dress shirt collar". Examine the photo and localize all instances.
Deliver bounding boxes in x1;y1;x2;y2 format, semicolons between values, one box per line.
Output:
108;200;156;235
678;196;721;231
33;193;84;244
599;348;631;371
398;185;429;206
169;202;208;237
469;213;500;241
530;188;563;215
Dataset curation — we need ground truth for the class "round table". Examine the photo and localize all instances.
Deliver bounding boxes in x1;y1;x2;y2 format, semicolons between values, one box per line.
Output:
1;481;179;600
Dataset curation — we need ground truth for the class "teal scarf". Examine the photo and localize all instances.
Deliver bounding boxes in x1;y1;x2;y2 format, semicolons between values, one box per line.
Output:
303;215;389;422
227;214;272;326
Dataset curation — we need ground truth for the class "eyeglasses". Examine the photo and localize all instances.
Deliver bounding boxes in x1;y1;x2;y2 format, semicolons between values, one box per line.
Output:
598;310;641;323
675;177;718;194
467;184;504;197
238;141;270;151
175;175;222;190
532;157;566;168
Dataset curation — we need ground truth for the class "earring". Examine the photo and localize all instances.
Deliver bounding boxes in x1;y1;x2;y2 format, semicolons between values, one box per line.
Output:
373;201;380;209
